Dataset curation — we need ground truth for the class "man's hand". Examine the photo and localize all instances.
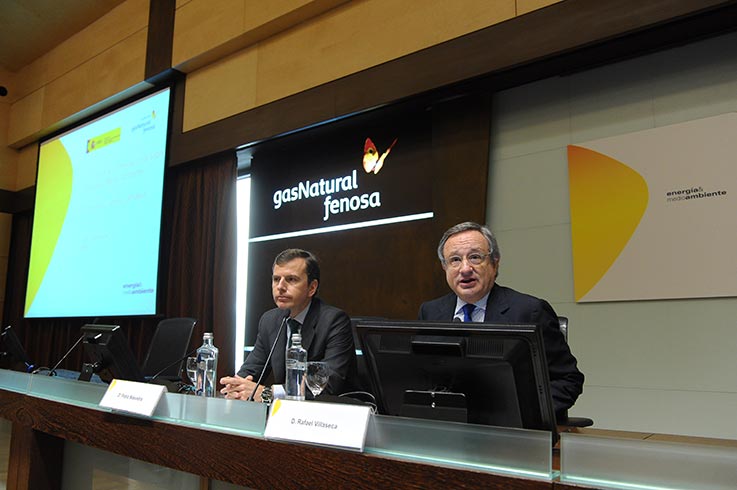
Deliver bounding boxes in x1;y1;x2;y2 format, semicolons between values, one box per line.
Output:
219;374;263;401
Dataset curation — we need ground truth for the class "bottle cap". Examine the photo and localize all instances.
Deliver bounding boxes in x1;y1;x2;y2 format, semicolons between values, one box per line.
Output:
204;332;214;339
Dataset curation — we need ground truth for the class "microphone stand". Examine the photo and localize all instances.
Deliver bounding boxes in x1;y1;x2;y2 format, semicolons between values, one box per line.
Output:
148;347;198;382
247;309;290;402
38;334;85;376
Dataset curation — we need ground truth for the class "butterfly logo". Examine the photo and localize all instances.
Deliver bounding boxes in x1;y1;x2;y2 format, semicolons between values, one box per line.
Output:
362;137;397;174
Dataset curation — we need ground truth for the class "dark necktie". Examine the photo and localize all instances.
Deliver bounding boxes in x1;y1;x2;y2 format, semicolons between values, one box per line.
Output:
286;318;301;347
462;303;476;322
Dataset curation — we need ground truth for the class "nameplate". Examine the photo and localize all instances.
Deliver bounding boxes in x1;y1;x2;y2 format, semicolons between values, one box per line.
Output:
264;399;371;452
99;379;167;417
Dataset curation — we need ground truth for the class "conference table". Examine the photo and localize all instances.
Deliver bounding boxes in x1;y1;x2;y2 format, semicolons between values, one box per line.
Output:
1;370;735;490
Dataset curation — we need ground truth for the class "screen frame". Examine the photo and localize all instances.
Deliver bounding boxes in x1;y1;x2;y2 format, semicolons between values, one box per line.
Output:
24;85;174;320
79;324;145;383
355;319;557;436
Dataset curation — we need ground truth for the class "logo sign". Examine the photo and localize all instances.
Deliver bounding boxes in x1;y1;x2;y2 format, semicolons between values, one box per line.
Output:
99;379;167;417
264;399;372;452
249;107;433;242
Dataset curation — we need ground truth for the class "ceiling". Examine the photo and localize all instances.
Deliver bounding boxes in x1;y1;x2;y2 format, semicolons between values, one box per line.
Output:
0;0;127;73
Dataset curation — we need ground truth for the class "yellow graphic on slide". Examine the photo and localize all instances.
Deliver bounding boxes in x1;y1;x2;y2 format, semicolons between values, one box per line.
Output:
24;140;73;315
568;145;648;301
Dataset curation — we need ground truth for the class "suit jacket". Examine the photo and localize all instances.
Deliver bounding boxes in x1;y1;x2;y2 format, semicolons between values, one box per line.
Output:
418;284;584;416
237;297;356;395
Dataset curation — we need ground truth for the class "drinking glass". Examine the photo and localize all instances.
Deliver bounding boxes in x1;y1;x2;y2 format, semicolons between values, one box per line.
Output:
185;356;198;385
306;361;329;397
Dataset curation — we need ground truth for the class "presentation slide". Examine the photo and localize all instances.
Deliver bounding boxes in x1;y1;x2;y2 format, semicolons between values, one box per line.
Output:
24;88;170;318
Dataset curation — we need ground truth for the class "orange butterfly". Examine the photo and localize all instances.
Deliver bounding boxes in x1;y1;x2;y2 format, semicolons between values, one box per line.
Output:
362;137;397;174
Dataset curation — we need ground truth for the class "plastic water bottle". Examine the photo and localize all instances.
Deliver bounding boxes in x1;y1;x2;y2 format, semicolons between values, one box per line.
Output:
195;332;219;397
285;332;307;400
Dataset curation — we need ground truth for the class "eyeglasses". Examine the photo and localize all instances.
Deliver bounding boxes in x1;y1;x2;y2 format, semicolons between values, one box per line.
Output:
443;252;491;268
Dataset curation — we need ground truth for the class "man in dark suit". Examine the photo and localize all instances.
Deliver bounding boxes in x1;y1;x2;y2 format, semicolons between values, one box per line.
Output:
220;249;356;401
418;222;584;417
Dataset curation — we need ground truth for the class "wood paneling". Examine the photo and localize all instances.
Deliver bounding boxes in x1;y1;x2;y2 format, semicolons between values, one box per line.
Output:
7;89;44;147
41;29;148;135
517;0;560;16
173;0;247;66
6;424;62;490
172;0;350;72
145;0;176;81
1;388;551;490
181;0;516;131
15;145;37;191
0;102;18;191
13;0;149;103
7;0;150;148
170;0;737;166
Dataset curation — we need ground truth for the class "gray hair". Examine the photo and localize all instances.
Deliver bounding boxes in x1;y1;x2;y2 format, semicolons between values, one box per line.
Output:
437;221;500;264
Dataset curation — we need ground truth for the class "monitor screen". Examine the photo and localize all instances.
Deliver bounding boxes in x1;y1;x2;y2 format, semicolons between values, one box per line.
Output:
79;324;144;383
355;320;557;434
24;87;171;318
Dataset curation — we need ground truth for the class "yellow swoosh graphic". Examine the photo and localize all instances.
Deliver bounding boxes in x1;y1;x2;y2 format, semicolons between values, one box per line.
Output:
568;145;649;301
24;140;74;314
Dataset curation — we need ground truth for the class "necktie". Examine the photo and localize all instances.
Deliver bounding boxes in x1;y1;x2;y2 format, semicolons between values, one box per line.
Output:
462;303;476;322
286;318;301;348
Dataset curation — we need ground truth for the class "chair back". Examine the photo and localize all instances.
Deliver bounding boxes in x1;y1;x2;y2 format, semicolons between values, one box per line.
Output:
141;317;197;380
556;315;593;428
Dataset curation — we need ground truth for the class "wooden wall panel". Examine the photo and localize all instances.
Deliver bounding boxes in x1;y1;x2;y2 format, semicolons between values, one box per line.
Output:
6;0;150;148
41;29;149;131
13;0;149;103
7;89;44;148
0;213;11;320
517;0;561;16
171;0;737;167
15;145;38;191
184;49;259;129
0;102;18;191
182;0;516;131
172;0;349;71
173;0;247;65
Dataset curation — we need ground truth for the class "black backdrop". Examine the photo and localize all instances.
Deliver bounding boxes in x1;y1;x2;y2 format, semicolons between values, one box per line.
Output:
244;93;491;345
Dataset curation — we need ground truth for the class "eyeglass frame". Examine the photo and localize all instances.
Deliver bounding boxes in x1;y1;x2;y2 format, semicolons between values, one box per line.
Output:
442;252;493;269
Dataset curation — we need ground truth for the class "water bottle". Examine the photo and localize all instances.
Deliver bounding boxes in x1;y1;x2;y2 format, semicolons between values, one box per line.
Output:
195;332;219;397
285;332;307;400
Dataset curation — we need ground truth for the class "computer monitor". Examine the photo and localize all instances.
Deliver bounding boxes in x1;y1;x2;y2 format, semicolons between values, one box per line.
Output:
355;320;557;435
79;324;144;383
1;325;35;372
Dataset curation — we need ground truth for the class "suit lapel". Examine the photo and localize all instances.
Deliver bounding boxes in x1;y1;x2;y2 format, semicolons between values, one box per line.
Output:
300;298;319;350
440;293;457;321
272;313;289;380
484;285;510;322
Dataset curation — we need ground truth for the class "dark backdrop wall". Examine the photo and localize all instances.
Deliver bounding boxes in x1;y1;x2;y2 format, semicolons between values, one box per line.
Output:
245;93;491;343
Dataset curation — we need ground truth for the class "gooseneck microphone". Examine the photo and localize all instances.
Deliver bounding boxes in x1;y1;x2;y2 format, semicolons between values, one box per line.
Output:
148;347;198;382
38;334;85;376
247;309;290;402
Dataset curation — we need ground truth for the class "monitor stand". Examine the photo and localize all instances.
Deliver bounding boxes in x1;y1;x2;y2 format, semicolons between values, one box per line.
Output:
78;362;99;382
400;390;467;423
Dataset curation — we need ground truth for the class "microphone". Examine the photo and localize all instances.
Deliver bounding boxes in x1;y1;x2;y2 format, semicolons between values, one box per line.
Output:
40;334;85;376
247;309;290;401
147;347;198;382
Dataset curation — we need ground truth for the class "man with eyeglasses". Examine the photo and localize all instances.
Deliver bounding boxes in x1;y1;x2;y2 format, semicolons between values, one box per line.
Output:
418;221;584;417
